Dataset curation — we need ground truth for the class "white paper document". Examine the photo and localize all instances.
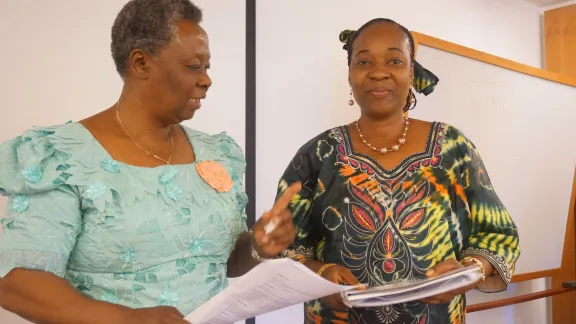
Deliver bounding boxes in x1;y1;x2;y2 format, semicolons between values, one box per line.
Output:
184;258;358;324
342;266;483;308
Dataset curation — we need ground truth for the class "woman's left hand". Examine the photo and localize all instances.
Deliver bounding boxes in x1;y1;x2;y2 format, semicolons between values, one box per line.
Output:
252;182;302;258
419;258;483;304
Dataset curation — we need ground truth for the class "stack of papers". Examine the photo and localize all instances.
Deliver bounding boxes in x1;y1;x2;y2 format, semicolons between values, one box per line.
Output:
184;259;482;323
184;258;358;324
342;266;483;308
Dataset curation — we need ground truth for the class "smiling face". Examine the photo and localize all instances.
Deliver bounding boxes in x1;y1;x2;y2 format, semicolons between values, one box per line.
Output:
128;20;212;124
349;22;413;119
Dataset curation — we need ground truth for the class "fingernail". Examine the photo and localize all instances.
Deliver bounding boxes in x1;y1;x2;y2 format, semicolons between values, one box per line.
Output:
426;269;434;276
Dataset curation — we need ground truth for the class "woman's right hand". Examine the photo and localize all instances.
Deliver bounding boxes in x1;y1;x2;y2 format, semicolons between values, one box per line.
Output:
320;265;362;310
122;306;190;324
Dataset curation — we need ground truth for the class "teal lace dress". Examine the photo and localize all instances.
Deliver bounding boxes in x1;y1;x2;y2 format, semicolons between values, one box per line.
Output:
0;122;248;315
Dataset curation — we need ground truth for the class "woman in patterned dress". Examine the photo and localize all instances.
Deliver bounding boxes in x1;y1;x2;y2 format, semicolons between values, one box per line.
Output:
276;18;520;324
0;1;300;323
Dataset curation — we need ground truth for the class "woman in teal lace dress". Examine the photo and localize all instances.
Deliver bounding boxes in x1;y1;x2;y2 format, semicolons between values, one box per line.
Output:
0;1;299;323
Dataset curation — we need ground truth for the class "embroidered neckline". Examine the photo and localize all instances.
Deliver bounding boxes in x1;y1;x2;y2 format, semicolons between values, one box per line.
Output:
338;121;443;177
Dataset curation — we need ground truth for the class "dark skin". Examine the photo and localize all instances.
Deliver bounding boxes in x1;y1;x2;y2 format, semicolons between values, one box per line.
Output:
0;20;300;324
311;22;494;309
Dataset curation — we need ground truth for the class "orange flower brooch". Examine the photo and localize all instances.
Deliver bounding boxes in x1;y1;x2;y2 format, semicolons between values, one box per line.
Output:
195;160;234;193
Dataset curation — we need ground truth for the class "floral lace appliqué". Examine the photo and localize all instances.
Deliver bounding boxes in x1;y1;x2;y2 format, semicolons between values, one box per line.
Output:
165;182;183;202
12;194;30;213
159;290;179;307
120;246;136;263
159;168;179;184
100;156;120;173
189;238;208;254
84;181;108;201
21;165;42;183
159;167;182;202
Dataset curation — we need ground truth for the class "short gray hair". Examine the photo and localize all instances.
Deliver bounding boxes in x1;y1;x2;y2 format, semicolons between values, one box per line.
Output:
111;0;203;77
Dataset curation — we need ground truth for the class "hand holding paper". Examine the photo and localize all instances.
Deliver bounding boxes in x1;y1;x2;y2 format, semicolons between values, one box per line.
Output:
184;258;359;323
252;182;302;258
317;264;363;310
419;258;486;304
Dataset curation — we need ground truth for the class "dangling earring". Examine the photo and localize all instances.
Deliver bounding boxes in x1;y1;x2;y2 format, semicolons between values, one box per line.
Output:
348;88;355;106
409;89;416;103
403;89;417;112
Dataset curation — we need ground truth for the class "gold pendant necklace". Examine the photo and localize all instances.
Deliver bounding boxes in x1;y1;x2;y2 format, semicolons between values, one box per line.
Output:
356;116;409;154
115;102;174;165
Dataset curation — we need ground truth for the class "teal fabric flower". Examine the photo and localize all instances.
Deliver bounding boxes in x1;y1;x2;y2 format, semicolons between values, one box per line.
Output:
120;246;135;263
100;156;120;173
159;168;179;184
12;194;30;213
84;181;107;201
158;290;179;307
21;165;42;183
189;238;207;254
165;182;182;202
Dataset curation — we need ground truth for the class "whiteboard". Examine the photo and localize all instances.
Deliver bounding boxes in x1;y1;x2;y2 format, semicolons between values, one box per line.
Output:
409;45;576;275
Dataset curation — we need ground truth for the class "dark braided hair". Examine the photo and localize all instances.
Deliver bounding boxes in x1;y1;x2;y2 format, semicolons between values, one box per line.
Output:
340;18;415;67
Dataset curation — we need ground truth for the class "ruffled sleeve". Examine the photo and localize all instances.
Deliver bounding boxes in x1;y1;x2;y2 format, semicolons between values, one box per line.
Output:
0;126;82;278
448;126;520;292
213;132;248;236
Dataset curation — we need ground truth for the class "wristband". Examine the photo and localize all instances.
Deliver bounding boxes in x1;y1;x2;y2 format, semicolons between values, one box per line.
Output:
317;263;337;277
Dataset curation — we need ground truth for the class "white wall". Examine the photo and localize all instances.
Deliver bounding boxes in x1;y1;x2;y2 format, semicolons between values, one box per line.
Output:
0;0;561;323
255;0;549;324
0;0;245;323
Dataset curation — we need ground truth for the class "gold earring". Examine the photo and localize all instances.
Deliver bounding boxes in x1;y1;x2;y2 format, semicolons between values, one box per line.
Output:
409;89;416;103
348;88;354;106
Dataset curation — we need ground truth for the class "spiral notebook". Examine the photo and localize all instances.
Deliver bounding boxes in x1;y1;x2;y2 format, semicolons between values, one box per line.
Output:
342;266;483;308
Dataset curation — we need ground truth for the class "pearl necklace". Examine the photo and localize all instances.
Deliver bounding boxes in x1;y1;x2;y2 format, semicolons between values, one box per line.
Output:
356;116;409;154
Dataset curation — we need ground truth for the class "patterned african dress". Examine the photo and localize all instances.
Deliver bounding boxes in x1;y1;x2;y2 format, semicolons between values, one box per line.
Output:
276;122;520;324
